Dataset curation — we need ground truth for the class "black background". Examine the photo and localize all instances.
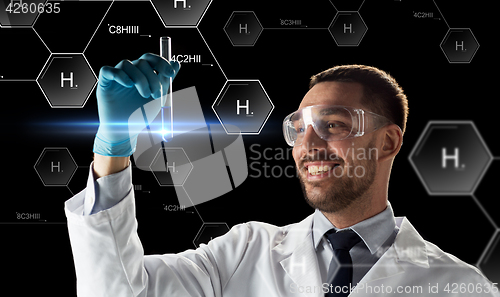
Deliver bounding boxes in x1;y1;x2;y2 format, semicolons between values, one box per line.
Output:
1;0;499;295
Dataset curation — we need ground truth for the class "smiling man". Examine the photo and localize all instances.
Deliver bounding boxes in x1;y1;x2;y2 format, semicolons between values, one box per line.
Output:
291;65;405;230
65;59;498;297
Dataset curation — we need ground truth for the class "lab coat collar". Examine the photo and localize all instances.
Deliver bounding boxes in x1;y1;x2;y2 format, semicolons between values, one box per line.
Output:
274;213;324;297
273;215;430;296
355;216;430;286
392;217;430;268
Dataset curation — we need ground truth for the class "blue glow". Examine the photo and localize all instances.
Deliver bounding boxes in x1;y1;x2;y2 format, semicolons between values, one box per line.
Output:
33;118;223;136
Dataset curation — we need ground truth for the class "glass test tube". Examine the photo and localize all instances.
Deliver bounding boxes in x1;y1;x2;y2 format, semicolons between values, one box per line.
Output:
160;36;173;142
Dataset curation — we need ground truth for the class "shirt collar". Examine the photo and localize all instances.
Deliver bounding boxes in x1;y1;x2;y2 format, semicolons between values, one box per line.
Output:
312;201;396;255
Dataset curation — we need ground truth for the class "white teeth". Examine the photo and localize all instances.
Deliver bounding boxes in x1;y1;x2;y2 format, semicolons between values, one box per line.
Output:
308;165;333;175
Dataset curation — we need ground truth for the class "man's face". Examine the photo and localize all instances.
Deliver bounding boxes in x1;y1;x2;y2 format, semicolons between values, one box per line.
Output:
292;81;379;213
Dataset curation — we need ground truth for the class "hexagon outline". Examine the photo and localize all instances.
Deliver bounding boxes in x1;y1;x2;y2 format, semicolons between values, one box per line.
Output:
33;147;78;187
151;0;214;28
477;229;500;269
149;147;193;186
408;120;493;196
440;28;479;64
328;0;366;12
0;0;45;28
212;79;274;135
328;11;368;47
192;222;230;248
36;53;97;108
32;0;114;54
471;194;498;231
223;11;263;47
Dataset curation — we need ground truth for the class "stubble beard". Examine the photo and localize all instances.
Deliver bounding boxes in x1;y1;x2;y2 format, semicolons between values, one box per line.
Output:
298;155;377;214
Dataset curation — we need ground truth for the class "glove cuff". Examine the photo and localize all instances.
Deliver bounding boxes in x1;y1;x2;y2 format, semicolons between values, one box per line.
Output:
93;134;138;157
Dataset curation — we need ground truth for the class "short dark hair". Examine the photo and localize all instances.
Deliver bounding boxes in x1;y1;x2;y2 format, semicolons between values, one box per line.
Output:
309;65;409;134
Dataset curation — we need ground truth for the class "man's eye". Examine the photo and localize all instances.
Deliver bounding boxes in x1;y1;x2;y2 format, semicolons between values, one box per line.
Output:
327;122;346;128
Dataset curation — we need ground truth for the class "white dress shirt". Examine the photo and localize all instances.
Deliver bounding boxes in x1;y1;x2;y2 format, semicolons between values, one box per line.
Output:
312;203;399;285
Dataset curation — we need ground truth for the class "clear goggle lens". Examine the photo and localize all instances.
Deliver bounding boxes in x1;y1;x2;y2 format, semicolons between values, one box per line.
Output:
283;105;392;147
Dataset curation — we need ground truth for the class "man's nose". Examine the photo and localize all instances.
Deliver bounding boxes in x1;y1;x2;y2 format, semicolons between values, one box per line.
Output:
300;125;327;152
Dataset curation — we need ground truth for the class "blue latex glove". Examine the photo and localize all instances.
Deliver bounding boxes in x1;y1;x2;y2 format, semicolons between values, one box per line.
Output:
93;53;180;157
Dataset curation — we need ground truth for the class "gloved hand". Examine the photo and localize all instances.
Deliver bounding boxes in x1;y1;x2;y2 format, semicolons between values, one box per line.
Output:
93;53;180;157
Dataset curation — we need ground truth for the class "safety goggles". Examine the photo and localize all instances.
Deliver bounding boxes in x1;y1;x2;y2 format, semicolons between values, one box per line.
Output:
283;105;394;147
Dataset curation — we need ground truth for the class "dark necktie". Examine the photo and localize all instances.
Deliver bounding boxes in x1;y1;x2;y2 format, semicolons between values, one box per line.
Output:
325;229;361;297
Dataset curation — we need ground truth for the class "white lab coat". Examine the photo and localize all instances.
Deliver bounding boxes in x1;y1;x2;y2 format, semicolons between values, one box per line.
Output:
65;187;498;297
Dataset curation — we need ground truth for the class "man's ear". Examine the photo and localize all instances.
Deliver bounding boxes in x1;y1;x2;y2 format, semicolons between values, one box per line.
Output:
378;124;403;162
